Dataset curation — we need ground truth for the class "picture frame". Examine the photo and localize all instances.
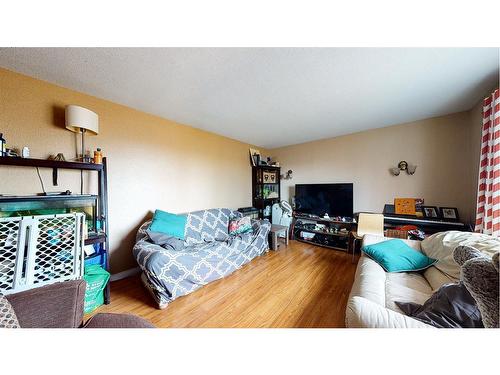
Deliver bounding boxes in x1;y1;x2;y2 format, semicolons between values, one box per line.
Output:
249;148;260;167
440;207;459;221
421;205;439;219
263;170;277;183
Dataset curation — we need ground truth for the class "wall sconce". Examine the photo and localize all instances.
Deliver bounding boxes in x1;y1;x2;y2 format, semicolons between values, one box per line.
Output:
281;169;293;180
390;161;417;176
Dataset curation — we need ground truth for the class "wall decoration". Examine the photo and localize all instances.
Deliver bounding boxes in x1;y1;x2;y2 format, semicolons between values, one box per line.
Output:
394;198;416;215
422;206;439;219
390;160;417;176
440;207;459;221
249;148;260;167
263;170;277;183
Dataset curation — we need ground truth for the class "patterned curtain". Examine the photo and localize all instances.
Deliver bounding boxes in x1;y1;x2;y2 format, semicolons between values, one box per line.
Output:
475;88;500;237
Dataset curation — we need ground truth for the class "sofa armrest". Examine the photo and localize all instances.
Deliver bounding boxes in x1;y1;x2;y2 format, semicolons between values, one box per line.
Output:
346;296;433;328
6;280;86;328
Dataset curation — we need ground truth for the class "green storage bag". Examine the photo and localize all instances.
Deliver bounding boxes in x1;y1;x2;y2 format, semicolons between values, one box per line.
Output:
83;265;110;314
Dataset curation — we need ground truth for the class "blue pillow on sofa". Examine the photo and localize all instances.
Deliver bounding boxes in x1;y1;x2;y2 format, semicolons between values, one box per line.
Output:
362;239;437;272
149;209;187;240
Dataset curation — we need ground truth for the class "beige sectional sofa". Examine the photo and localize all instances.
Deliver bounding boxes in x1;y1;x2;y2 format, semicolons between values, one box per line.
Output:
346;231;499;328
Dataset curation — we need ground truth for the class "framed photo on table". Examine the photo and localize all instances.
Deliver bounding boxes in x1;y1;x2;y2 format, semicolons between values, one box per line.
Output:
421;206;439;219
440;207;459;221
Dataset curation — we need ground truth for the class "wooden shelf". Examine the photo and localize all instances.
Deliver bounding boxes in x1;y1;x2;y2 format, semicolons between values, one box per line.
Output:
0;156;103;171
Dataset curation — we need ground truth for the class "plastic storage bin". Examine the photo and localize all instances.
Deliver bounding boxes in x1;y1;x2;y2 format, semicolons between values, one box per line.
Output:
84;243;107;268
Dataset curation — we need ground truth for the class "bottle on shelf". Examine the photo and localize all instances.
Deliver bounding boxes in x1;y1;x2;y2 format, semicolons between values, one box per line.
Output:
94;148;103;164
0;133;6;156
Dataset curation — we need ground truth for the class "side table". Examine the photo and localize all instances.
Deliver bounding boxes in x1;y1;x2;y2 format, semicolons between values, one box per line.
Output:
269;224;289;250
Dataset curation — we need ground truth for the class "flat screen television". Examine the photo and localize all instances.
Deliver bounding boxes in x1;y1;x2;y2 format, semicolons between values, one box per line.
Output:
295;183;353;218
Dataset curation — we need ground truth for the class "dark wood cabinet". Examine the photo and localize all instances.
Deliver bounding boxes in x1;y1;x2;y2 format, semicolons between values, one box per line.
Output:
252;165;281;220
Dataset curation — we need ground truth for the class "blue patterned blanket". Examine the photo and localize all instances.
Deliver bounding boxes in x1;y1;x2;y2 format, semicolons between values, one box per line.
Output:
133;208;271;308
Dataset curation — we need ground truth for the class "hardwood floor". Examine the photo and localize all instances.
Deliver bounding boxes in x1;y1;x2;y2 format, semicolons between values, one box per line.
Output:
90;240;359;328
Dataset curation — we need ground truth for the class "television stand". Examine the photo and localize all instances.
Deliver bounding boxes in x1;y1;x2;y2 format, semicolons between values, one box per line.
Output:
291;213;357;252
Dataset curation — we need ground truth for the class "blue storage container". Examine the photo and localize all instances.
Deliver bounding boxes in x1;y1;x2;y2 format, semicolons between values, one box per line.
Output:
84;243;107;268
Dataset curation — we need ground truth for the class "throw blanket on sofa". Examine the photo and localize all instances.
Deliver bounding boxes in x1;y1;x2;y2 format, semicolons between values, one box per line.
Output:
133;208;271;308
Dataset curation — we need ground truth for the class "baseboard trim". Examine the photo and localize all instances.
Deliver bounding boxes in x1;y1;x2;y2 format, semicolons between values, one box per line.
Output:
110;267;141;282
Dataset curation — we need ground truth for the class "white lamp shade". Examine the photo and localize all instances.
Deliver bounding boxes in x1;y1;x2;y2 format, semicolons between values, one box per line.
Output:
65;105;99;134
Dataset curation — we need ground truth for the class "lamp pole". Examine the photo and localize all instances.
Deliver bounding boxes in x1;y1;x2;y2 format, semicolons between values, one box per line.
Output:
81;127;86;162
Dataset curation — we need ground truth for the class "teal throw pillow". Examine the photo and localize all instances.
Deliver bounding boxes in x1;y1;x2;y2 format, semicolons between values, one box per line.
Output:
362;239;437;272
149;209;187;240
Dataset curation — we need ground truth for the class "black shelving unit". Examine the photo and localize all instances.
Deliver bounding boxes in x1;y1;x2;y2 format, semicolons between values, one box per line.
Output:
291;214;357;252
0;156;110;304
252;165;281;220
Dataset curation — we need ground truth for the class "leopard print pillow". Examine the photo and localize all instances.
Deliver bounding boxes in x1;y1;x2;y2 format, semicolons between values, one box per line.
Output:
0;294;20;328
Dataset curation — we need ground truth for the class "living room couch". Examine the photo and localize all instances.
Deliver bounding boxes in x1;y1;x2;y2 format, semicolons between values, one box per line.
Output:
133;208;271;309
5;280;154;328
346;231;499;328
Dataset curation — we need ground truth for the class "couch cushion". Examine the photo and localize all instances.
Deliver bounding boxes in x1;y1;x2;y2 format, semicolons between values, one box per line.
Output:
362;239;437;272
84;313;155;328
423;266;456;291
228;216;253;236
184;208;239;245
421;231;500;280
385;272;433;312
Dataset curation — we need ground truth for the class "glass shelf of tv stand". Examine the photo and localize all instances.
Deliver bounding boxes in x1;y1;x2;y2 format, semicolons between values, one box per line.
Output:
294;214;355;225
294;227;350;237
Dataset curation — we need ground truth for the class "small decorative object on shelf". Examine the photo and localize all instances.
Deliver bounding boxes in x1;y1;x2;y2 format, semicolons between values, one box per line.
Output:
93;148;103;164
249;148;260;167
21;146;30;158
0;133;6;156
49;153;66;161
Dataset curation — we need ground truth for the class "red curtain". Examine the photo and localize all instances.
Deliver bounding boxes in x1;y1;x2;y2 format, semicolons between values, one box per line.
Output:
475;88;500;237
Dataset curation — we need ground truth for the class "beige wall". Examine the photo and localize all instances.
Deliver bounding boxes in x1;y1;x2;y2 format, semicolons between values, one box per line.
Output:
269;112;477;224
0;68;258;273
1;66;494;273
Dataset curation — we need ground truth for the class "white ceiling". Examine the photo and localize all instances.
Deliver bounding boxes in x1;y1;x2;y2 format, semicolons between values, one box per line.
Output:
0;48;498;148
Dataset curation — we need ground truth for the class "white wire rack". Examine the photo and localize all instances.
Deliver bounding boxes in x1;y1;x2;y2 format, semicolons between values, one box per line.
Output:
0;213;85;295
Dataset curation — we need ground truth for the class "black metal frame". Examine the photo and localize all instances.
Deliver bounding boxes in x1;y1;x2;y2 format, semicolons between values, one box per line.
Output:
251;165;281;220
0;156;111;304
